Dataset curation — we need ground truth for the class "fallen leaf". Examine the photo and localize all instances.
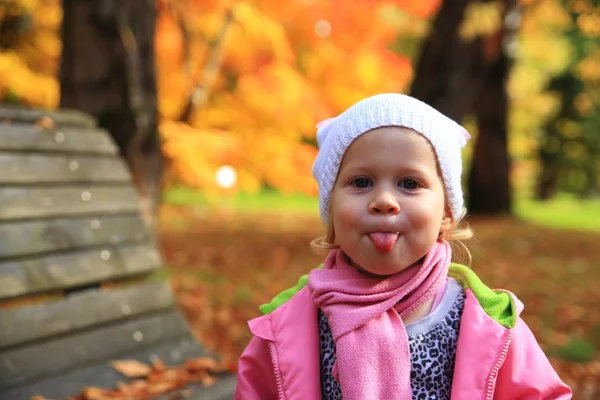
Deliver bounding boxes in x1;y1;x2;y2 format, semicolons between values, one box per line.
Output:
152;358;167;373
147;380;180;395
116;381;147;397
184;357;218;372
200;374;217;387
111;360;152;378
36;116;55;129
160;369;181;382
128;380;148;389
81;387;121;400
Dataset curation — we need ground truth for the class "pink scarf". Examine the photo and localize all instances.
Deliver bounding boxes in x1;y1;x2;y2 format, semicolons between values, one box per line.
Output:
307;240;451;400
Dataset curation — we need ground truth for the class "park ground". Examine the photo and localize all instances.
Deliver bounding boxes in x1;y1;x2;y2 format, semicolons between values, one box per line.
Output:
159;190;600;399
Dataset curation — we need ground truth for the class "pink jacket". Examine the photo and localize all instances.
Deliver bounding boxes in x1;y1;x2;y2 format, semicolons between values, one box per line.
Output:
235;265;572;399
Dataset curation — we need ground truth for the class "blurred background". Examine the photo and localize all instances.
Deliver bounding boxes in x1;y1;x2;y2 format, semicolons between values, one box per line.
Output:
1;0;599;397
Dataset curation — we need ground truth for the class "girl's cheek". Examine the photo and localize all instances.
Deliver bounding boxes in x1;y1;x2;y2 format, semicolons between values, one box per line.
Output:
412;199;445;225
337;202;358;221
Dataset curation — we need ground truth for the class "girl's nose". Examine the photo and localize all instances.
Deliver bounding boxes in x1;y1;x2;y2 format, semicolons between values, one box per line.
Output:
369;191;400;215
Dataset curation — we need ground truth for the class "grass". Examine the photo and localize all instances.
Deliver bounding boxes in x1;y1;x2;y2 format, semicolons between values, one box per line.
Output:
515;194;600;233
164;186;319;214
548;337;597;363
164;187;600;232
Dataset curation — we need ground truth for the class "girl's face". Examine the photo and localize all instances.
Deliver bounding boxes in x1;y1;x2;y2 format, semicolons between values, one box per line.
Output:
330;126;451;277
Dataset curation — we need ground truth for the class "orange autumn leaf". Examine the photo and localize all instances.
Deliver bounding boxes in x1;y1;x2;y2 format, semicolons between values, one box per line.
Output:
35;116;55;129
111;360;152;379
200;373;217;387
146;379;182;395
184;356;219;372
152;358;167;373
157;368;181;382
115;381;147;397
81;387;122;400
127;379;149;389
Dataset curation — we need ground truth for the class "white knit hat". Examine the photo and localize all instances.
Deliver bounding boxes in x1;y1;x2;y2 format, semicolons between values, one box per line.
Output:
312;93;470;223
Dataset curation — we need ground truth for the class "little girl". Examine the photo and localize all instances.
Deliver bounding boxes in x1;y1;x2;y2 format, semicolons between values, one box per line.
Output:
234;94;572;399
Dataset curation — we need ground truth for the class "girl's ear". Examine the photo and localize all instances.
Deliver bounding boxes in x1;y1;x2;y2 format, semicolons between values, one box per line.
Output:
440;207;453;235
440;216;453;234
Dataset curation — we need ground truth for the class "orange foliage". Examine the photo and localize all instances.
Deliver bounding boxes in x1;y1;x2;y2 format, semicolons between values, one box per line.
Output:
390;0;442;18
156;0;425;194
1;0;438;195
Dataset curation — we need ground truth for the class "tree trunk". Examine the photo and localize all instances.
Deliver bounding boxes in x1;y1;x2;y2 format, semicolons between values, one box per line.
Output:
536;126;562;200
536;74;581;201
410;0;488;121
60;0;162;235
410;0;517;215
467;51;512;213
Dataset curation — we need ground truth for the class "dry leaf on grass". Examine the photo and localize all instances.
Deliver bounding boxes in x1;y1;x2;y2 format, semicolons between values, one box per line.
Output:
111;360;152;378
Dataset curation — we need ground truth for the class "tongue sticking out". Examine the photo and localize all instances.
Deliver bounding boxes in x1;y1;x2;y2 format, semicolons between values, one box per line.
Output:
369;232;399;253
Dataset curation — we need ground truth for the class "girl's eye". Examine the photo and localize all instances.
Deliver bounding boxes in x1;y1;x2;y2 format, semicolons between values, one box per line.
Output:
399;179;420;190
352;177;372;188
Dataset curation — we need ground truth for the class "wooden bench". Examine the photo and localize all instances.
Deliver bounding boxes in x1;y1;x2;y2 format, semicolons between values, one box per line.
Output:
0;105;236;399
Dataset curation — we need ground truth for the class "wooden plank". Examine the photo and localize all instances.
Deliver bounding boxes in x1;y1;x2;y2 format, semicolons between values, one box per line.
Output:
0;334;218;400
0;106;96;127
0;186;140;221
0;310;193;390
0;123;118;155
0;242;162;299
0;153;130;184
0;214;147;259
0;281;175;349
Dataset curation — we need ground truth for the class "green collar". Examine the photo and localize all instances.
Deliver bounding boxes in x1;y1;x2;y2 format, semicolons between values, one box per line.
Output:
259;263;516;329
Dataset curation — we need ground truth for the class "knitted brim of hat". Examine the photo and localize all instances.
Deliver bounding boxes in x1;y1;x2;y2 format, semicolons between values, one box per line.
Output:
312;93;469;224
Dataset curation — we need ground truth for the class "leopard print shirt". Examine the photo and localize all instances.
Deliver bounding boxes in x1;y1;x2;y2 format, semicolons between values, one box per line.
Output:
318;279;465;400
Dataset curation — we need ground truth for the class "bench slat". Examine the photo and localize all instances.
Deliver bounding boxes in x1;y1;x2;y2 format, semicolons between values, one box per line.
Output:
0;123;118;154
0;214;147;259
0;281;175;350
0;310;192;390
0;153;130;184
0;186;140;221
0;106;96;127
0;334;232;400
0;242;161;299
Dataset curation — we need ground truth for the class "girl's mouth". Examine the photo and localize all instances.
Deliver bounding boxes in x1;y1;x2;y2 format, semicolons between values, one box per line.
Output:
368;232;399;252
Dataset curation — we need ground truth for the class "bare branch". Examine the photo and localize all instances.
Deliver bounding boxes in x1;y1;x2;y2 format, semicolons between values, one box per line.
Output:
178;7;234;122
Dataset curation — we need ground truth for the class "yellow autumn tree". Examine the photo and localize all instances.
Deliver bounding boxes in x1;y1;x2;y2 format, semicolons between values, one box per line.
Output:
0;0;61;107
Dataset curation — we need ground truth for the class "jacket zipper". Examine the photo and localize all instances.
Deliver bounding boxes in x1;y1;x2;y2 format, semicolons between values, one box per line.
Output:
269;342;285;400
484;330;514;400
